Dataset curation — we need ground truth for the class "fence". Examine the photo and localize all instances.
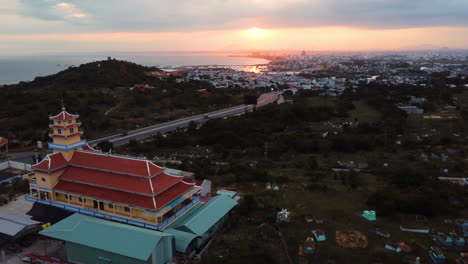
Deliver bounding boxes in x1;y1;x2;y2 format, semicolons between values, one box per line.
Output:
25;195;200;231
0;161;32;171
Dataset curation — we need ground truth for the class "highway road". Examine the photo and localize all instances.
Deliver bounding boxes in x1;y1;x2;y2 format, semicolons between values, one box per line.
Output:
88;92;281;147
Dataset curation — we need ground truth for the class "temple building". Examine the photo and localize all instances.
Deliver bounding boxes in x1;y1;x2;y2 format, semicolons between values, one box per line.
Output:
27;107;208;231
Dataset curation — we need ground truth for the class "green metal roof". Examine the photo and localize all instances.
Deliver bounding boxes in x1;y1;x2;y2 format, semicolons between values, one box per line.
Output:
171;195;237;236
40;214;172;261
215;190;238;198
164;168;183;176
164;228;199;253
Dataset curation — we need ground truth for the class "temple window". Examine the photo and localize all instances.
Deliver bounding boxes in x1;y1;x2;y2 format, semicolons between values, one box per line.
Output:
124;207;130;212
57;129;62;134
69;128;74;133
108;204;114;209
68;120;72;124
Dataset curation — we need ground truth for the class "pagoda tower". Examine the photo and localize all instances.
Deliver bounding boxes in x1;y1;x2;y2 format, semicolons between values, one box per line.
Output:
48;107;86;160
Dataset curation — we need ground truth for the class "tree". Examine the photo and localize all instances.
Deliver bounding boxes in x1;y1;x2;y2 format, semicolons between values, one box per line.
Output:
349;171;361;189
97;140;113;152
238;193;258;216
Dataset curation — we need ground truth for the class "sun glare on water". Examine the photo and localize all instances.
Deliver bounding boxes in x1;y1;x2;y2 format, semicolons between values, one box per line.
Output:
244;27;269;38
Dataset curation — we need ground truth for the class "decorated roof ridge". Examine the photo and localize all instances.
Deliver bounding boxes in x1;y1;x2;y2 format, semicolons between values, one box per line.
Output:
81;144;100;152
73;150;166;174
75;149;158;163
67;163;164;179
49;132;83;138
49;107;79;121
60;178;156;197
146;161;158;208
49;122;82;128
155;181;196;208
152;176;190;196
33;152;67;171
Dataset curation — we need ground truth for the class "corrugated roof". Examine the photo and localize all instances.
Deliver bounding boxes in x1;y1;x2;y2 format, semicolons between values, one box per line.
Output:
0;212;40;236
164;228;199;253
171;195;237;236
40;214;172;261
164;168;183;176
216;190;238;198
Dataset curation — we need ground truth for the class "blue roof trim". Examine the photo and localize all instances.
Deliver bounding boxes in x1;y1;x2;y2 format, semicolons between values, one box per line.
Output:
168;196;186;208
49;140;87;151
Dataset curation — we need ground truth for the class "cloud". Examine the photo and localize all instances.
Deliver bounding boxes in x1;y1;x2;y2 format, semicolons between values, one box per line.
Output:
19;0;89;22
11;0;468;34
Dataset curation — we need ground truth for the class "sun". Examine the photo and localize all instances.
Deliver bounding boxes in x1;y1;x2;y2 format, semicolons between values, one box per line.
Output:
244;27;269;38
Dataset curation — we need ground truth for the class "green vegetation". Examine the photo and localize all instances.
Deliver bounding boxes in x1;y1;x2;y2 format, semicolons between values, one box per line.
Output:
118;82;467;263
0;59;258;144
0;178;29;205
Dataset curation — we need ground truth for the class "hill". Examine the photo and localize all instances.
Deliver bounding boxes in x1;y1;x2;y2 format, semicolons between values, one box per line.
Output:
11;59;160;89
0;59;253;147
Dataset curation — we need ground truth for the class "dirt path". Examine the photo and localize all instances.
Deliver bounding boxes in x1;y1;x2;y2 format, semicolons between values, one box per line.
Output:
104;103;121;116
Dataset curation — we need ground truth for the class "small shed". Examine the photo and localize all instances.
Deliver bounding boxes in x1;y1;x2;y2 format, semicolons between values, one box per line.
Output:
40;214;174;264
0;212;41;245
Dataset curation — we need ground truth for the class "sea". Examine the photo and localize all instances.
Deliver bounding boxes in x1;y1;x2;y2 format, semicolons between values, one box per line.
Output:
0;52;268;85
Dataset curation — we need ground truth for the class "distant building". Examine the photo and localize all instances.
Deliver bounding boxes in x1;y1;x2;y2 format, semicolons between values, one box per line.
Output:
398;106;424;115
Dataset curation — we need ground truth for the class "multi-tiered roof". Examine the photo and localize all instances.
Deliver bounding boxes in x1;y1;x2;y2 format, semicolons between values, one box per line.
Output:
33;149;196;210
33;107;199;211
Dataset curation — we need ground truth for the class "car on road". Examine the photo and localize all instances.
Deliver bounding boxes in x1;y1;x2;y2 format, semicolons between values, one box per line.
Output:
204;114;210;119
120;131;128;137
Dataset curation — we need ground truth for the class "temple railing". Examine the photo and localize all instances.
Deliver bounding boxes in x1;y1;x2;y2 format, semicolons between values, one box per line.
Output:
25;195;200;231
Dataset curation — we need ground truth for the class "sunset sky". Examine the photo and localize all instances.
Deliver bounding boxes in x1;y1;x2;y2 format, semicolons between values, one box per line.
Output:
1;0;468;55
